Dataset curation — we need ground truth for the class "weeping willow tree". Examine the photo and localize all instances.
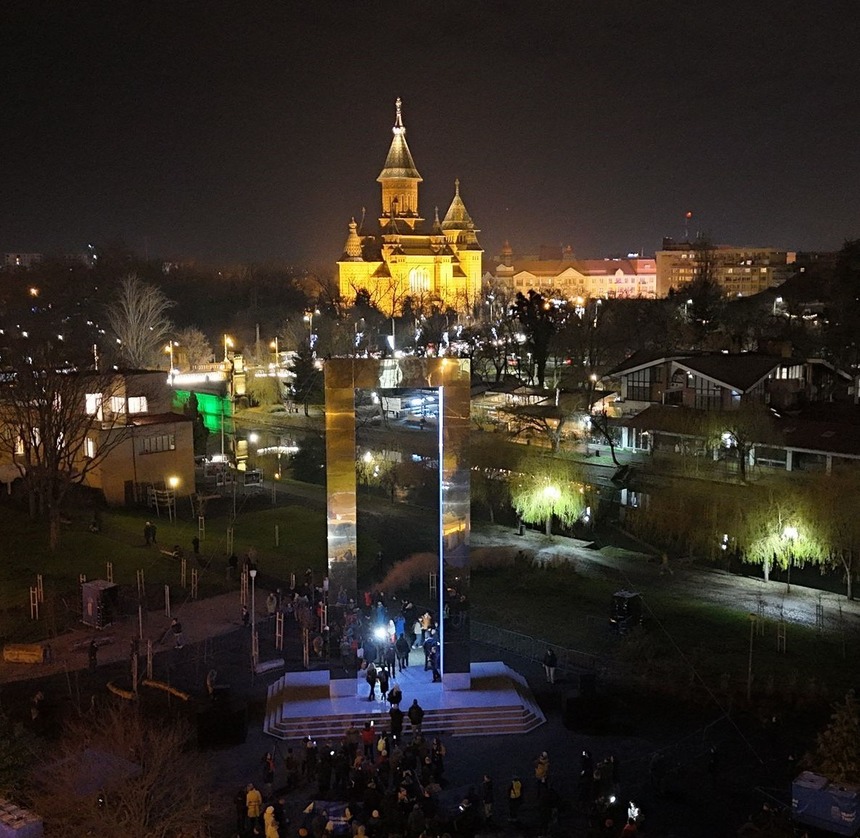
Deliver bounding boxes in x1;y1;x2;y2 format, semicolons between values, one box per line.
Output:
510;454;586;536
737;480;826;582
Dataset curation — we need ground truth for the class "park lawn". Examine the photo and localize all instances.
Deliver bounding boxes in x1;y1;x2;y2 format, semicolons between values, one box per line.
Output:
470;561;858;701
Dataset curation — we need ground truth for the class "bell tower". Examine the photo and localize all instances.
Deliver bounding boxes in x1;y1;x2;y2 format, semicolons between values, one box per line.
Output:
377;98;423;230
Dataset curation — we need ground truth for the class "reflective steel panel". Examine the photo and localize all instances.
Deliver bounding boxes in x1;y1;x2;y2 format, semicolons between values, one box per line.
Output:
324;358;471;687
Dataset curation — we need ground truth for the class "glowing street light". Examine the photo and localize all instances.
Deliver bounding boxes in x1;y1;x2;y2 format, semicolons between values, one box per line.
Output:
223;334;234;362
168;475;180;490
542;484;561;501
303;309;320;345
164;341;178;376
269;337;279;367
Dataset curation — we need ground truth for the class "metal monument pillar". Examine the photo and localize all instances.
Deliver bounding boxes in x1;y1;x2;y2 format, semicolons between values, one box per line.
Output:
324;358;471;693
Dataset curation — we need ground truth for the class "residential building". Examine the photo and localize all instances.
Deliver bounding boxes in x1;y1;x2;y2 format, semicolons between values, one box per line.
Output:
602;350;858;473
0;370;195;506
337;99;483;315
486;244;656;300
655;238;796;298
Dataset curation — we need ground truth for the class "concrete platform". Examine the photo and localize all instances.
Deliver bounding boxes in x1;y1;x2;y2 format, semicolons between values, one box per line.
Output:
264;656;545;741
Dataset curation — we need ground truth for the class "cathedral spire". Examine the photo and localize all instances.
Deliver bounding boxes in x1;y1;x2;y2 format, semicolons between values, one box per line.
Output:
442;179;475;230
378;97;422;228
378;98;422;182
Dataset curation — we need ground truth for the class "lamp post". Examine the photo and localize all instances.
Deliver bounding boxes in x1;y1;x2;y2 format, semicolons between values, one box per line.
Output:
303;309;320;347
249;568;258;670
164;341;177;377
270;338;279;368
223;334;234;362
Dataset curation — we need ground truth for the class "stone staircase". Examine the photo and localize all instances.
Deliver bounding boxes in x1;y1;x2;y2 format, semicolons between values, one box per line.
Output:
263;663;545;742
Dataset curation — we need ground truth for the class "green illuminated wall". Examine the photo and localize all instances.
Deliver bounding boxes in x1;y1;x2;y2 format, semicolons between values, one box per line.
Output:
173;390;232;434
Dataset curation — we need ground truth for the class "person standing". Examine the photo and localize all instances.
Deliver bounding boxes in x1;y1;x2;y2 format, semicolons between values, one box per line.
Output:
508;775;523;822
144;521;152;546
481;774;495;824
262;751;276;798
192;536;200;555
542;648;558;684
245;783;263;834
429;644;441;683
378;666;390;701
395;633;410;672
171;617;184;649
389;704;404;742
366;662;378;701
407;698;424;735
534;751;550;786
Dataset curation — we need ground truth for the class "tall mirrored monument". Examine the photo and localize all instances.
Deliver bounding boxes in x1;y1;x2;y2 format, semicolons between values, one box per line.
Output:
324;358;471;693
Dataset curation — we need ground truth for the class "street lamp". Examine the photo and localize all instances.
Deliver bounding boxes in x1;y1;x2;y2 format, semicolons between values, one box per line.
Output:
303;309;320;346
249;568;258;669
164;341;178;378
269;338;279;368
223;334;234;362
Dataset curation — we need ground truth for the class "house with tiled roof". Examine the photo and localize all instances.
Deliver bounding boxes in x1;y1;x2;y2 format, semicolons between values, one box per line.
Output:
601;349;860;474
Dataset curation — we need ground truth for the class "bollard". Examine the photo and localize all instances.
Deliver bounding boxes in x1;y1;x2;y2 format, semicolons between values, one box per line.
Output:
164;585;171;618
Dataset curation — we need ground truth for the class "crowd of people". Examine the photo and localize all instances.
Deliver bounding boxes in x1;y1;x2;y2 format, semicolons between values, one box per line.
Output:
235;725;563;838
227;574;646;837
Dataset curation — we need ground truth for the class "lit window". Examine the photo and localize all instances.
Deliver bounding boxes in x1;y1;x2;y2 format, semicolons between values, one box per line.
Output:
128;396;148;414
110;396;126;413
85;437;96;458
408;267;429;294
85;393;103;417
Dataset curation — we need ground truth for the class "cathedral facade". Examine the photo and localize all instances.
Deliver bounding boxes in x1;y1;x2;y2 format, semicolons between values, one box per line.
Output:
337;99;483;316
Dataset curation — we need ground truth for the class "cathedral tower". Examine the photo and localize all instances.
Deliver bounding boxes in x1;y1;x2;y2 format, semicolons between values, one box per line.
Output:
337;99;483;316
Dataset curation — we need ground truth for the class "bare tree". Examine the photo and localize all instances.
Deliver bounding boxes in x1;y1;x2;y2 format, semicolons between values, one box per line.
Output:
174;326;213;368
106;274;175;368
0;350;134;549
29;703;212;838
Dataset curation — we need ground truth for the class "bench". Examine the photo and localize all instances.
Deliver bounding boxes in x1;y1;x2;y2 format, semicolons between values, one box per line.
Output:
3;643;52;664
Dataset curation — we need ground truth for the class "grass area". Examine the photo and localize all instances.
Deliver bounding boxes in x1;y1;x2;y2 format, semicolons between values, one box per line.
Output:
0;500;336;643
2;495;855;707
470;559;858;705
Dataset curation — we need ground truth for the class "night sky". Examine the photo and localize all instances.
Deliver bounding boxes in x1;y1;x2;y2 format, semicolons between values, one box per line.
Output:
3;1;860;269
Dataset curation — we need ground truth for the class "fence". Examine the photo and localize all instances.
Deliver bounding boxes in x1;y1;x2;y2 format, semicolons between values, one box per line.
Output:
471;619;619;677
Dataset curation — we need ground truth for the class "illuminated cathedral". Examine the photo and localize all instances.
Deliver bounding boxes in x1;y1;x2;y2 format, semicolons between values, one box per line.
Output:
337;99;483;316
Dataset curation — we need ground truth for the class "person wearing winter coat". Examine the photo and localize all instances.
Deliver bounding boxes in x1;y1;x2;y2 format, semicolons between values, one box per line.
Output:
264;805;279;838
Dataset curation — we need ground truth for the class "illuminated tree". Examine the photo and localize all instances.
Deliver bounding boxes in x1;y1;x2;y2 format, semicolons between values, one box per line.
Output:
808;470;860;599
105;274;175;368
510;454;586;536
174;326;212;368
736;482;825;583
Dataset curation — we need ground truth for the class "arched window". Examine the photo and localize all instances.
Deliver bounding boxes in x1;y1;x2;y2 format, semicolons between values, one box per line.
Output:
409;266;430;294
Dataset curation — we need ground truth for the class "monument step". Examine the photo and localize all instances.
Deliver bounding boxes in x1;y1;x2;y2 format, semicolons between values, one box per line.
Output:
263;662;546;741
